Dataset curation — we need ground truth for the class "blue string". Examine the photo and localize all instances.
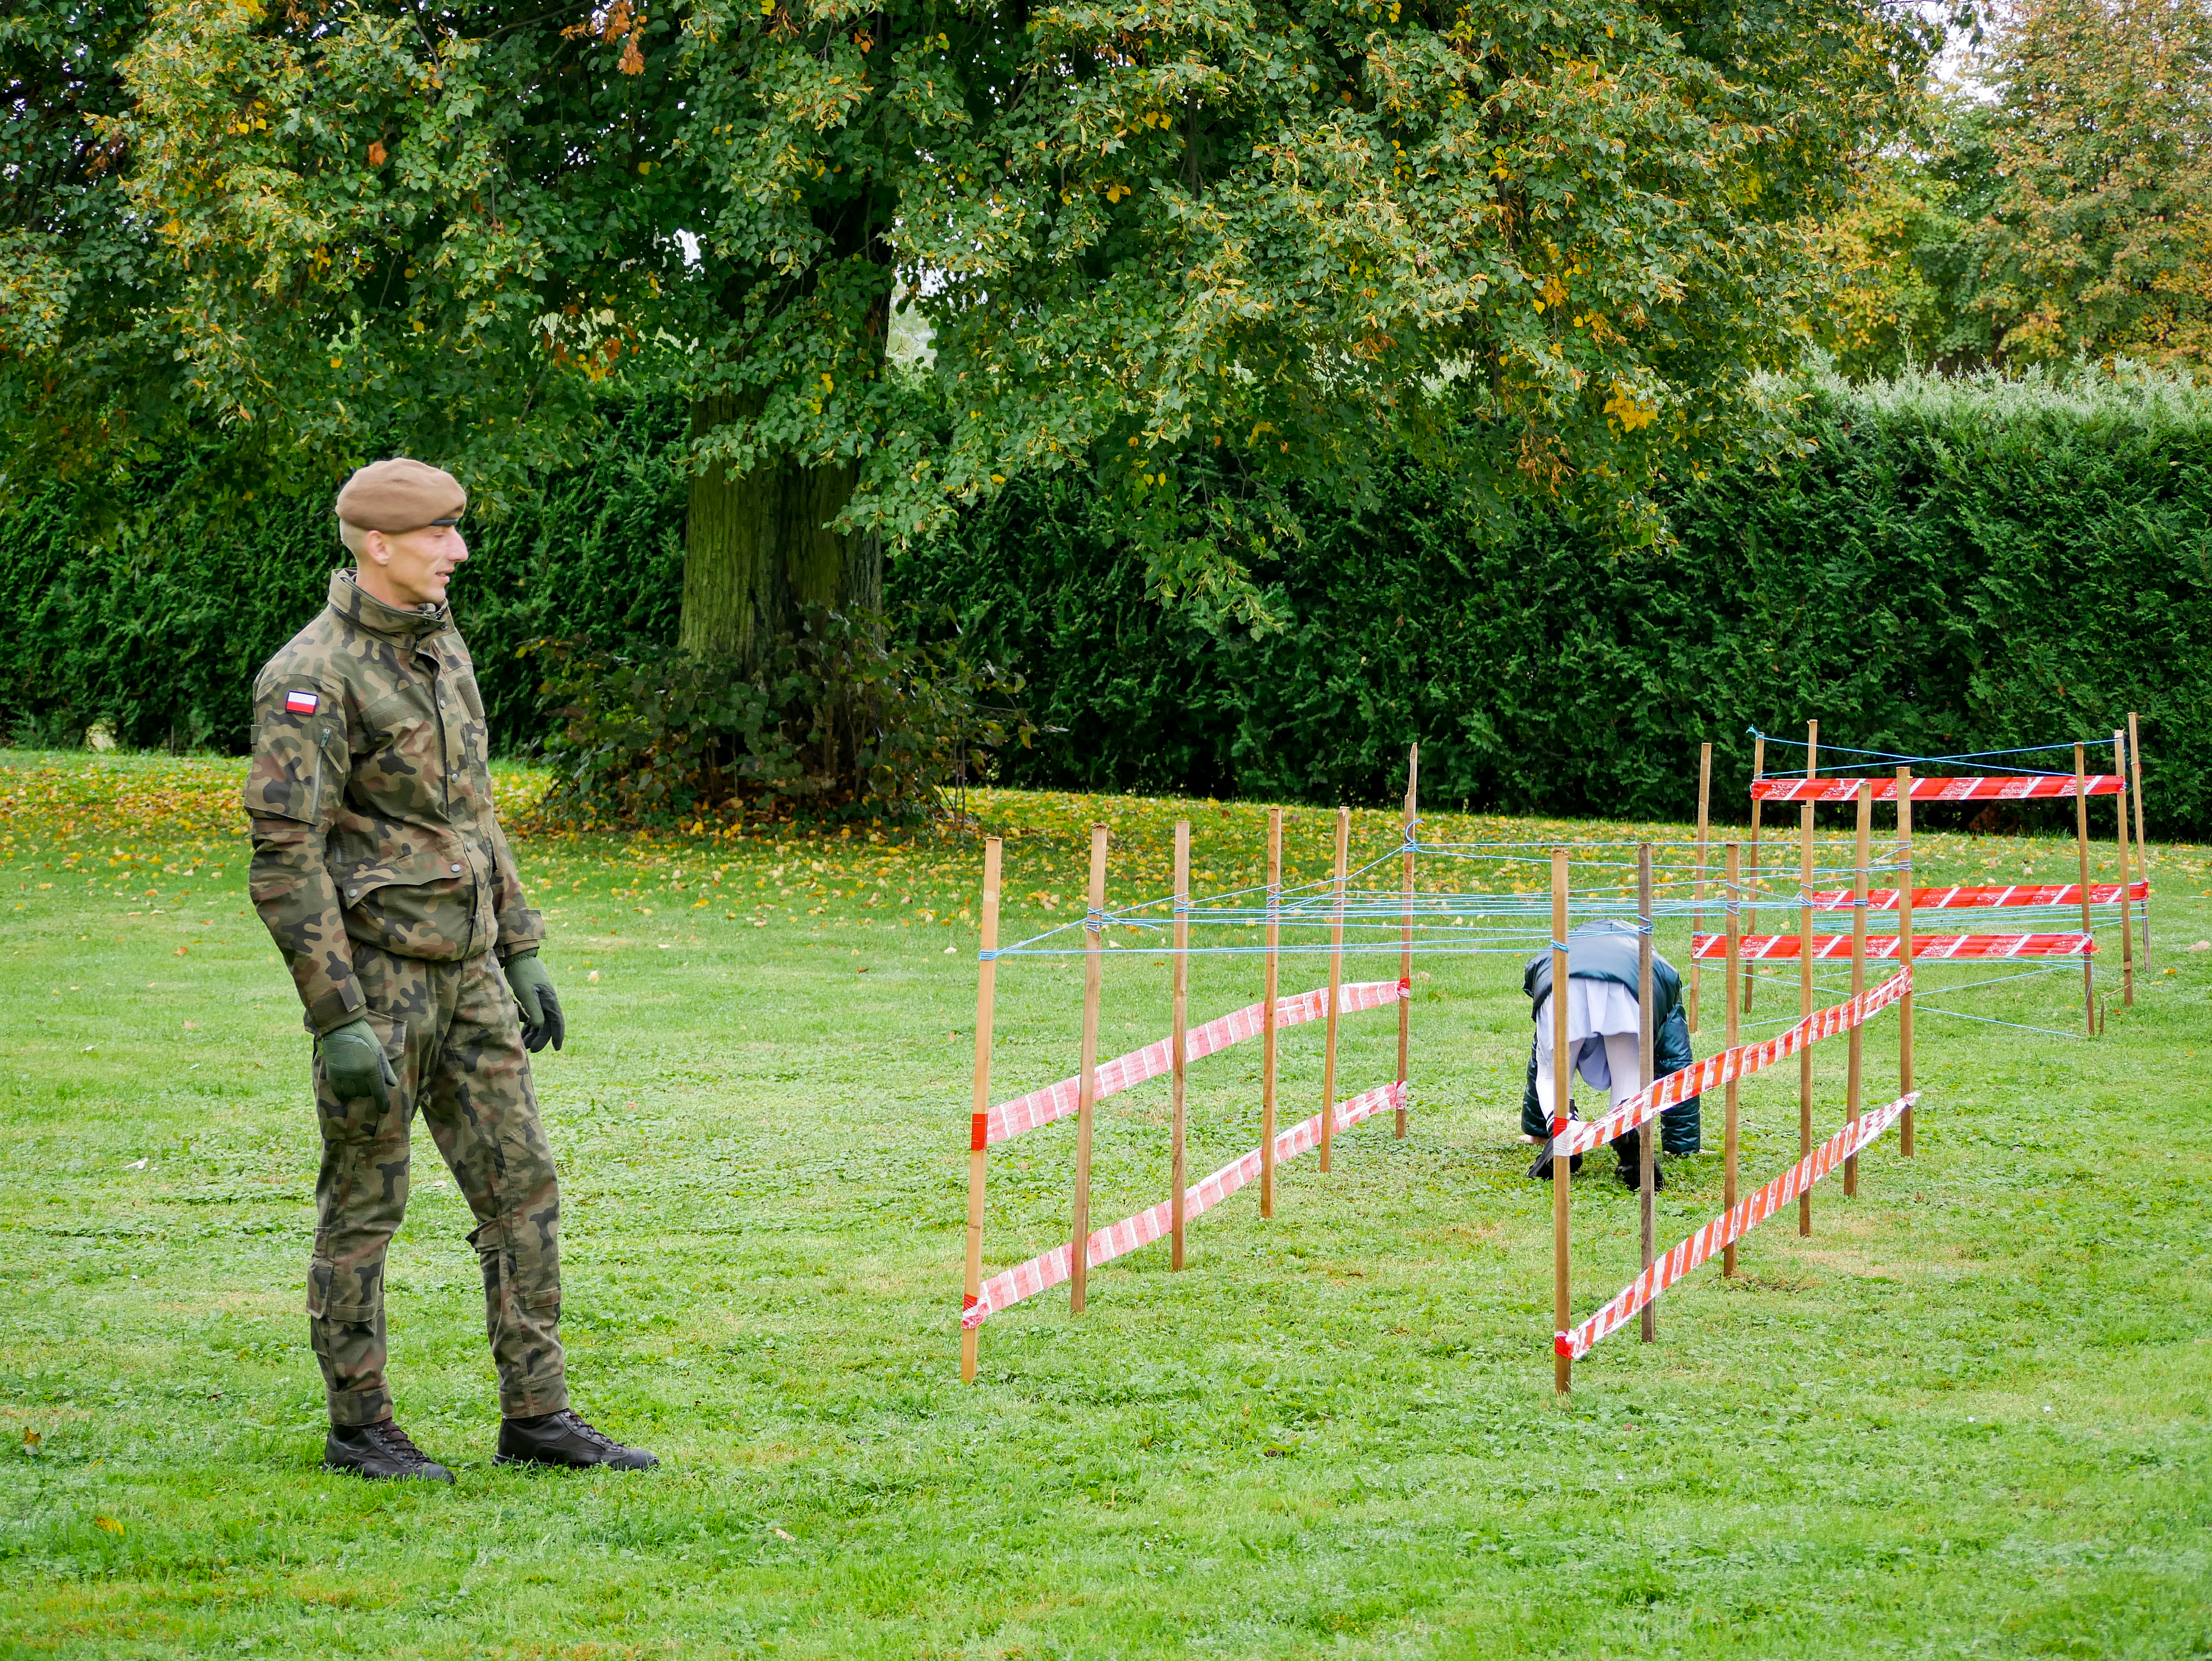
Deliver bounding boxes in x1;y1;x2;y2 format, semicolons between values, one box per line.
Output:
1746;725;2102;775
1910;1004;2084;1040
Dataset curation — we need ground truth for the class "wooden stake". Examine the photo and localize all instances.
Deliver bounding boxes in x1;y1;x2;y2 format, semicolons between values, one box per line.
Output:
1320;806;1349;1174
1551;847;1572;1395
1262;808;1282;1219
1723;841;1741;1277
1637;842;1656;1342
1897;767;1915;1159
2073;745;2096;1035
1844;781;1870;1198
2130;712;2150;970
1171;820;1191;1270
2114;732;2135;1009
960;837;1002;1383
1745;733;1765;1015
1689;742;1713;1034
1798;720;1817;1237
1069;823;1108;1315
1397;745;1418;1138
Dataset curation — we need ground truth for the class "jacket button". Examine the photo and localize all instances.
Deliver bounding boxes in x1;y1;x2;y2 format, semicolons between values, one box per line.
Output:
450;863;463;873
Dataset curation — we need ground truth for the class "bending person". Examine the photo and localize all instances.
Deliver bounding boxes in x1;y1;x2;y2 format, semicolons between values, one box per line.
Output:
1519;919;1701;1187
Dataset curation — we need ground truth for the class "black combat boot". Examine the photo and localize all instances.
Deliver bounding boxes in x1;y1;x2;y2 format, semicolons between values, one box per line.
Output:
496;1409;658;1471
1525;1103;1582;1181
1611;1126;1665;1191
1525;1144;1585;1181
1614;1153;1665;1191
323;1419;455;1483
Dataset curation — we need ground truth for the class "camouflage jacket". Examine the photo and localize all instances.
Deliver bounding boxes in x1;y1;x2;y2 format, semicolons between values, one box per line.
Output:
244;571;543;1032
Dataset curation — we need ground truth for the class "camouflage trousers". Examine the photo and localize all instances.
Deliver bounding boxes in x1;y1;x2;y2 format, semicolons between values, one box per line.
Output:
308;943;566;1427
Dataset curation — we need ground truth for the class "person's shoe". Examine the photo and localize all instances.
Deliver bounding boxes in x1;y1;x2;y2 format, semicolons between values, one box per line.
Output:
323;1420;455;1483
495;1409;658;1471
1615;1157;1665;1191
1525;1144;1585;1181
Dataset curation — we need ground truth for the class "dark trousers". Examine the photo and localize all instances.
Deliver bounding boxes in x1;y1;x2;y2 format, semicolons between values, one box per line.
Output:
306;944;566;1427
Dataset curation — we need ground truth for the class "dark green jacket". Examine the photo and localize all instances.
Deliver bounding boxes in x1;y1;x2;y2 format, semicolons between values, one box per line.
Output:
244;572;543;1033
1518;920;1702;1155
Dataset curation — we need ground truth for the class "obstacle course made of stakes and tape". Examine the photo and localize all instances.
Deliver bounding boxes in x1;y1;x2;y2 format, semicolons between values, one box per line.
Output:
955;721;2157;1390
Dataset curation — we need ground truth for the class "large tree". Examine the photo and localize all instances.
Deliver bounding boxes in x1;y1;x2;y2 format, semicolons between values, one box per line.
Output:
1974;0;2212;368
1804;92;2005;379
104;0;1940;653
1;0;180;492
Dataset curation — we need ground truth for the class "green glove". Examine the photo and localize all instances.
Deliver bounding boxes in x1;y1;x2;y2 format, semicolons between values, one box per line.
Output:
319;1019;396;1113
503;950;565;1054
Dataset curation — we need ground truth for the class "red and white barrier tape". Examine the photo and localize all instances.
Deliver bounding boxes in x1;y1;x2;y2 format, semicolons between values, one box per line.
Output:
1796;880;2146;911
1557;1091;1918;1360
1552;967;1910;1159
961;1079;1407;1329
1751;775;2119;803
978;979;1406;1149
1688;931;2094;962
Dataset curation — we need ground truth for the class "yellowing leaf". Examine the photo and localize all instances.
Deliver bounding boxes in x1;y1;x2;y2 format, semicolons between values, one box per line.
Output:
1604;381;1659;432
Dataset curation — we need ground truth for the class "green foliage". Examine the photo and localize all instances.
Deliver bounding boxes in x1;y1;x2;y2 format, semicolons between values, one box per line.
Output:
898;364;2212;835
529;612;1032;828
12;369;2208;834
1811;2;2212;380
103;0;1942;618
0;0;182;490
1975;0;2212;369
0;395;685;752
1807;96;2005;379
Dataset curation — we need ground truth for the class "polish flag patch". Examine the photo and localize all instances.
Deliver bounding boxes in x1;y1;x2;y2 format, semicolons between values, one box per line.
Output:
284;689;320;715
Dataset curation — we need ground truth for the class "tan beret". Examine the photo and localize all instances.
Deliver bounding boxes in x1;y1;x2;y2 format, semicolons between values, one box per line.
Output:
334;457;467;531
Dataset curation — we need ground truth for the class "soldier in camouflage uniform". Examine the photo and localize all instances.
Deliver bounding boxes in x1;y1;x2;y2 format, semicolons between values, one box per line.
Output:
245;458;654;1481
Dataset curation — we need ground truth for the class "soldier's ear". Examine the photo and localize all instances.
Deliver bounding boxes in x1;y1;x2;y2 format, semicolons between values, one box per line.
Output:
358;528;393;569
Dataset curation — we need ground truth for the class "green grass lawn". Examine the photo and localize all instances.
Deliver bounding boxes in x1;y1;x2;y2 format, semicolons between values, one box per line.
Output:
3;750;2209;1658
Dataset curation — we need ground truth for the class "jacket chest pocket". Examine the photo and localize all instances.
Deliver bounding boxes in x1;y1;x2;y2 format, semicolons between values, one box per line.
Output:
333;846;474;960
354;684;449;803
357;684;437;750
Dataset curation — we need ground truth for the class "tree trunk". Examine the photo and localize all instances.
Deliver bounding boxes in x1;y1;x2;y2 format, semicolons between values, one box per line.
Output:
679;396;882;671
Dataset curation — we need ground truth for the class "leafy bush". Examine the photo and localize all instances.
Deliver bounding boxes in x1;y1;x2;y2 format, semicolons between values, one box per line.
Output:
6;368;2209;833
899;364;2212;835
527;611;1032;828
0;395;686;754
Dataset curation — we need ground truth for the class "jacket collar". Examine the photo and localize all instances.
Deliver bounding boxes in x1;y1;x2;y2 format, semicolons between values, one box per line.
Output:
328;569;452;644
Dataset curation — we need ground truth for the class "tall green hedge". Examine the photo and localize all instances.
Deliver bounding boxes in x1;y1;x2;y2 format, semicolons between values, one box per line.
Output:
903;369;2212;835
0;395;687;754
5;370;2207;833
